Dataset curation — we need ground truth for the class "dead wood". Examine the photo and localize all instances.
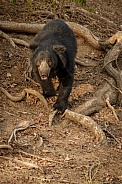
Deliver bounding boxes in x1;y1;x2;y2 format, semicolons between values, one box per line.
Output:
105;94;119;120
0;87;49;110
63;109;106;143
0;21;101;49
0;30;16;47
102;32;122;105
0;156;41;169
8;121;36;144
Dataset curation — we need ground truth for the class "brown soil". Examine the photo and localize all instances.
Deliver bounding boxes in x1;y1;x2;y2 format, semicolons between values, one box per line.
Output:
0;0;122;184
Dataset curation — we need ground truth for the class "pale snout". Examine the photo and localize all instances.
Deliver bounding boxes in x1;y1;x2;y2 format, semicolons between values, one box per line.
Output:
38;60;51;80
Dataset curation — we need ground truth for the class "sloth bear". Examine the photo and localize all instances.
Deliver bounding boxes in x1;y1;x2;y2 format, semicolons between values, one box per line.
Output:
28;19;77;113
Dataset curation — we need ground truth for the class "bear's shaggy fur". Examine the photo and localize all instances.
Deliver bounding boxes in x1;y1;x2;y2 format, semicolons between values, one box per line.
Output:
28;19;77;113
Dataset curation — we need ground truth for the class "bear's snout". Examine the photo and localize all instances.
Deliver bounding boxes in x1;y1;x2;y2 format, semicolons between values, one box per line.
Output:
38;60;51;80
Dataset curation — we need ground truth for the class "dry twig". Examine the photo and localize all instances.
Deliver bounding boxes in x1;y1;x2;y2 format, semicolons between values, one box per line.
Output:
88;162;100;183
105;94;119;120
0;156;41;169
8;121;36;144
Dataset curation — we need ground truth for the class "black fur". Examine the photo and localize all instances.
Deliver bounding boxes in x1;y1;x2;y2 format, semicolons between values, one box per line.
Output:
29;19;77;113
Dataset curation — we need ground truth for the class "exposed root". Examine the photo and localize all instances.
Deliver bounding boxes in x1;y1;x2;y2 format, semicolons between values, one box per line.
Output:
0;87;48;110
105;94;119;121
75;58;97;67
63;109;106;143
0;30;16;47
12;38;29;47
103;33;122;105
0;20;101;49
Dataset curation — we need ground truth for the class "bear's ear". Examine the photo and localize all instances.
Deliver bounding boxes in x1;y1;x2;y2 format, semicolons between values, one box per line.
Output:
53;45;67;67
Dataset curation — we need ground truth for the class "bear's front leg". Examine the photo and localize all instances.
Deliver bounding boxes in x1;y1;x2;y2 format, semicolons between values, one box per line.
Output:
53;74;73;113
41;79;56;97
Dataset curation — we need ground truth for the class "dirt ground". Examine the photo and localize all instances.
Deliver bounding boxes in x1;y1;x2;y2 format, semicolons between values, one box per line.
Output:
0;0;122;184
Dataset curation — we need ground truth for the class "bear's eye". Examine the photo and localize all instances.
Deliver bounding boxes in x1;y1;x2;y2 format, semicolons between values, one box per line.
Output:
36;60;42;67
48;60;52;66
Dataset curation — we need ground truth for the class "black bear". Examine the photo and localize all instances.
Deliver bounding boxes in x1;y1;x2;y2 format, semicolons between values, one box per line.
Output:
28;19;77;113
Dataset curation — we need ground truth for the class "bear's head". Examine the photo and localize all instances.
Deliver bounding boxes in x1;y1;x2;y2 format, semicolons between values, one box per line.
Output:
33;45;67;80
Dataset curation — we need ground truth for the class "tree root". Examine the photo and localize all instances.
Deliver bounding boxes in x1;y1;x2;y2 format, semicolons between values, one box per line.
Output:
74;79;117;115
12;37;29;47
0;30;16;47
101;31;122;105
63;109;106;143
0;87;49;110
105;94;119;120
0;20;101;49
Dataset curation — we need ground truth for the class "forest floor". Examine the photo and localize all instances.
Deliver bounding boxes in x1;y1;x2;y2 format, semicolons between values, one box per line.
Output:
0;0;122;183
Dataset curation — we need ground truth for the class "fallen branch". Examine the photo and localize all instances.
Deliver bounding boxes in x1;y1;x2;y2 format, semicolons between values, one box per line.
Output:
8;121;36;144
105;94;119;120
18;150;62;163
0;30;16;47
0;156;41;169
0;87;49;110
63;109;106;143
88;162;100;183
0;20;101;49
